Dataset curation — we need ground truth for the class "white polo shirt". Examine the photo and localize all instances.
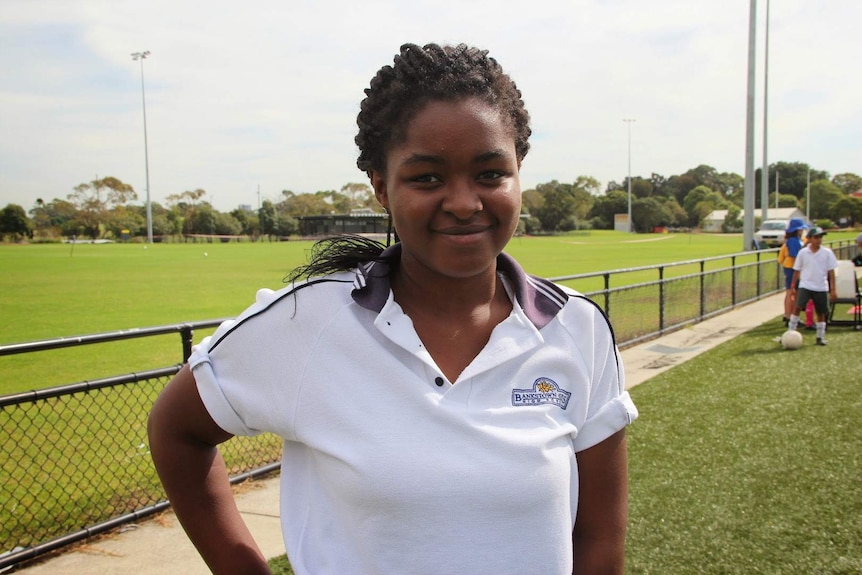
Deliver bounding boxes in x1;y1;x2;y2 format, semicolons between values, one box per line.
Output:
794;245;838;292
190;248;637;575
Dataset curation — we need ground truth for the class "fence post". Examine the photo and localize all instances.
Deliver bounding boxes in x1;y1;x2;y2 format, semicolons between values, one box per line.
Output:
755;251;762;297
603;273;610;315
699;260;705;320
180;324;194;362
731;255;737;306
658;266;665;332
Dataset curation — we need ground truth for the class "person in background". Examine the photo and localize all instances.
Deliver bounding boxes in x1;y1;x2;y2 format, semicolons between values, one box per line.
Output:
853;231;862;266
777;218;808;325
147;43;637;575
788;226;838;345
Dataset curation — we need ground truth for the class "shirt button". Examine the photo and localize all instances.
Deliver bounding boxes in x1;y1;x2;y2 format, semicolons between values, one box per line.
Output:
435;377;445;387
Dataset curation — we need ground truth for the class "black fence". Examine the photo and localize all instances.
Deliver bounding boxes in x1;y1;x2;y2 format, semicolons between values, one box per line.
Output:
0;321;283;570
1;240;857;570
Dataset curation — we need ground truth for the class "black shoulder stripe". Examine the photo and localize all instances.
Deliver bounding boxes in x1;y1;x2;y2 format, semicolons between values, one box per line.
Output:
570;294;623;393
207;278;353;353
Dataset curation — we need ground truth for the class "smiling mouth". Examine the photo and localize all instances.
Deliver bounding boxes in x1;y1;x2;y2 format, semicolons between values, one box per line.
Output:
437;225;492;235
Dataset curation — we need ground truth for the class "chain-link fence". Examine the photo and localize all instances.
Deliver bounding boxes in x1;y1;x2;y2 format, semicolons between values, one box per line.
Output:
3;242;855;570
551;250;784;346
0;323;282;570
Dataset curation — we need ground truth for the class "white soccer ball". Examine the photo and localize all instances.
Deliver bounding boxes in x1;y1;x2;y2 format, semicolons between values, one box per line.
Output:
204;252;208;257
780;330;803;350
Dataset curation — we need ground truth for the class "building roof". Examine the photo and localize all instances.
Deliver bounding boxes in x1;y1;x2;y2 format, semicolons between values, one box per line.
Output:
704;207;804;221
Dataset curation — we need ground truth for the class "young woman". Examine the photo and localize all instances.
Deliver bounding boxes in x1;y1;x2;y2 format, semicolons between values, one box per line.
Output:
148;43;638;575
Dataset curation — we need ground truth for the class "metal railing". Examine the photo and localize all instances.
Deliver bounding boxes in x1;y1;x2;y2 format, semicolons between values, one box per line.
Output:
551;250;782;347
0;321;283;570
1;240;857;570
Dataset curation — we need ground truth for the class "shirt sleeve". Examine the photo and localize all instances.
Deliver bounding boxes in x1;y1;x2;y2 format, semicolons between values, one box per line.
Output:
188;287;313;440
567;297;638;452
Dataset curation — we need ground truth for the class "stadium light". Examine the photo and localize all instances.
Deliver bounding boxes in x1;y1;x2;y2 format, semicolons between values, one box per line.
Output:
623;119;636;233
131;51;153;244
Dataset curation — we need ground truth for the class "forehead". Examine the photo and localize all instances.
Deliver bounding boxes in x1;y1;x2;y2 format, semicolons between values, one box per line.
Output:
395;98;516;153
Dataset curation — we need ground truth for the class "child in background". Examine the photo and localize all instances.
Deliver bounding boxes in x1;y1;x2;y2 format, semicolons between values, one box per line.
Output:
777;218;807;325
788;226;838;345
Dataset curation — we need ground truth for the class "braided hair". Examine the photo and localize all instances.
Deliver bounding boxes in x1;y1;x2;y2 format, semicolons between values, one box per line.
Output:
287;43;531;283
356;42;531;175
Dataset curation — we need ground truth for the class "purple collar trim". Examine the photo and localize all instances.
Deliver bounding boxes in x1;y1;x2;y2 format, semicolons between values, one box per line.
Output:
350;244;567;330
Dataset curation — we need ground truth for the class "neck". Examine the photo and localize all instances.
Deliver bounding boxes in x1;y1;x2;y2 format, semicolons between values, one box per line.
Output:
392;262;503;316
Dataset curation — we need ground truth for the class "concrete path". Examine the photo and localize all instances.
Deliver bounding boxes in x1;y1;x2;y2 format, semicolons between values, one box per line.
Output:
12;293;787;575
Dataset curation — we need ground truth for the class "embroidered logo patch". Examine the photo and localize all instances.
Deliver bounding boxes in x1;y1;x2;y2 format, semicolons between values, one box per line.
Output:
512;377;571;409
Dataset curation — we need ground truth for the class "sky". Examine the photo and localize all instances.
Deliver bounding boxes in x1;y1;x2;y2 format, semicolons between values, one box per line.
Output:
1;0;860;213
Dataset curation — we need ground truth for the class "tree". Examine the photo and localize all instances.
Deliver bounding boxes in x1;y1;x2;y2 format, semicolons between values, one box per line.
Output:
104;205;145;238
521;188;544;219
625;177;654;199
67;177;137;238
717;172;744;201
184;204;216;235
231;208;260;236
831;196;862;226
767;192;801;209
756;162;829;201
213;212;242;236
259;200;277;239
275;213;299;237
29;198;79;238
0;204;32;241
631;197;671;232
722;205;743;233
536;183;576;231
832;173;862;195
588;190;628;229
281;191;332;217
804;179;844;221
574;175;602;196
340;182;377;211
657;197;689;228
682;185;726;221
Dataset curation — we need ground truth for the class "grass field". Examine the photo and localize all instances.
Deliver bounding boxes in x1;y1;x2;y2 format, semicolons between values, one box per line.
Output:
1;230;858;395
626;318;862;574
2;229;860;572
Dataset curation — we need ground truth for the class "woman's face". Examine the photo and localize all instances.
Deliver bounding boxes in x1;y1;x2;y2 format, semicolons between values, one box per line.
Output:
371;97;522;282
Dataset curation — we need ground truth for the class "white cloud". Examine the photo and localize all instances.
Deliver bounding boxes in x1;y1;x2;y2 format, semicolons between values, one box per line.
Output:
1;0;860;212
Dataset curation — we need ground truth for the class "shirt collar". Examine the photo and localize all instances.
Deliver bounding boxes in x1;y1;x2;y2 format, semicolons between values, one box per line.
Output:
350;243;567;330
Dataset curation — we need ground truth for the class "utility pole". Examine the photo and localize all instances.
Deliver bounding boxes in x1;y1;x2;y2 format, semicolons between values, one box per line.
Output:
131;51;153;244
743;0;758;251
623;119;636;233
760;0;770;223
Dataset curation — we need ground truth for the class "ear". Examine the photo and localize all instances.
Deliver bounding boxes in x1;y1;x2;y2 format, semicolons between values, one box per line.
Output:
370;170;389;211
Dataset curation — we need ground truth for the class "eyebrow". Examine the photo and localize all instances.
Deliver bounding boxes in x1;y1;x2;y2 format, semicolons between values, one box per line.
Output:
400;149;511;167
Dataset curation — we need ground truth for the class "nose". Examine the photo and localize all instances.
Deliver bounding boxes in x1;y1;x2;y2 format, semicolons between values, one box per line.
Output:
441;179;482;221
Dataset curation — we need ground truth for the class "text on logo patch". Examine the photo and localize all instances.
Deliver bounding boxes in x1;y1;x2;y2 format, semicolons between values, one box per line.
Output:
512;377;571;410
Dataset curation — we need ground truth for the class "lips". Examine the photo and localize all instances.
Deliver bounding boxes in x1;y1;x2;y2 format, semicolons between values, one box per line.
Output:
436;224;492;235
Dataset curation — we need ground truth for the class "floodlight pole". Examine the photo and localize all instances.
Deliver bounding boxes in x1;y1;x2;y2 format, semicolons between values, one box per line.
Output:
806;168;811;221
624;118;636;233
132;50;153;244
743;0;758;251
760;0;770;223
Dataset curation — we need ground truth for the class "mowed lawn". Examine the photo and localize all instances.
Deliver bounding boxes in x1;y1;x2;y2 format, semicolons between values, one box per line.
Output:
0;230;856;395
3;230;860;573
0;232;730;395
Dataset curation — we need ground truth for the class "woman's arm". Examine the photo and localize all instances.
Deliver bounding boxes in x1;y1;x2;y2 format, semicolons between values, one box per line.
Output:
572;429;628;575
148;364;272;574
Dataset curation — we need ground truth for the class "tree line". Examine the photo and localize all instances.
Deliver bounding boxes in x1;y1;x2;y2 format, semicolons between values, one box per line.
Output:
1;162;861;242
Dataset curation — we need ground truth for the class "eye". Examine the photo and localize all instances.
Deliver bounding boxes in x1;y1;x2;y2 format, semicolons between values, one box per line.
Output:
478;170;506;182
408;173;443;186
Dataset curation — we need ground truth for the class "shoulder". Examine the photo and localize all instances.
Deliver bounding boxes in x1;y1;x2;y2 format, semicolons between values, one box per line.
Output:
207;272;357;353
552;283;617;343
